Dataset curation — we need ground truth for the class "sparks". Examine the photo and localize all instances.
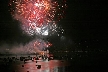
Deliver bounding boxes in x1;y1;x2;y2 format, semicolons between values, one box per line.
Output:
9;0;66;36
9;0;67;53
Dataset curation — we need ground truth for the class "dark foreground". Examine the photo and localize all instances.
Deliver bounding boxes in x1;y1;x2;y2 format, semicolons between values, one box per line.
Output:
0;55;69;72
0;51;108;72
52;51;108;72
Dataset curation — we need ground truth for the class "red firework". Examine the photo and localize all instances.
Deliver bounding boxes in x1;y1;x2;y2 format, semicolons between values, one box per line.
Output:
9;0;67;27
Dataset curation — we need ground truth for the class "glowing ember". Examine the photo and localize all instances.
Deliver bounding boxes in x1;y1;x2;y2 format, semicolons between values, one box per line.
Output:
9;0;66;36
9;0;67;53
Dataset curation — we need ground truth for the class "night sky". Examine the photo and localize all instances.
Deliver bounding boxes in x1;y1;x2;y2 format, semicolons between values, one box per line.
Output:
0;0;108;50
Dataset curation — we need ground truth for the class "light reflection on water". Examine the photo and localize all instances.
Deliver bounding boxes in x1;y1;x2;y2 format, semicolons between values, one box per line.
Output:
15;60;68;72
0;55;70;72
0;59;69;72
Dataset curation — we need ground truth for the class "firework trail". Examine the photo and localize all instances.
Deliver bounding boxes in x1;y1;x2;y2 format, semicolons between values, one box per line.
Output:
9;0;67;53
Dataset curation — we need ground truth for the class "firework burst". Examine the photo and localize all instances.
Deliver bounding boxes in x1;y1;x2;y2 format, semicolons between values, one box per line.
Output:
9;0;67;53
9;0;66;36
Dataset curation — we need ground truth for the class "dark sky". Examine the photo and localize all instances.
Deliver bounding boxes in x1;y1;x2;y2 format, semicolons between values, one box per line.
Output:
0;0;108;49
